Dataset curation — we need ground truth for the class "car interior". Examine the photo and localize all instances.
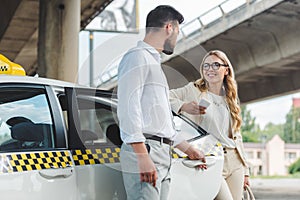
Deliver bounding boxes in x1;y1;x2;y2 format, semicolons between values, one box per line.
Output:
57;91;122;149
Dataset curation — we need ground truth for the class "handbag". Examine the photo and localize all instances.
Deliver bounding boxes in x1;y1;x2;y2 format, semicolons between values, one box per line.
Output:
243;185;255;200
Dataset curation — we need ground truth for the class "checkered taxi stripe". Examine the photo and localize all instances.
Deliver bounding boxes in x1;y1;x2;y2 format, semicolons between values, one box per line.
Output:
172;151;185;159
172;142;224;158
72;147;185;164
0;151;72;173
0;144;223;173
72;147;120;166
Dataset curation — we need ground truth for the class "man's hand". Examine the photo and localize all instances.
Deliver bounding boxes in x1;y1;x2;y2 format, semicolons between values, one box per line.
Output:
131;142;158;187
176;141;207;170
185;145;207;170
137;153;157;186
185;145;206;162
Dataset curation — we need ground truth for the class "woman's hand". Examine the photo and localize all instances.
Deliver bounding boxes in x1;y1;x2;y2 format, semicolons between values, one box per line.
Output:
180;101;207;115
244;175;250;189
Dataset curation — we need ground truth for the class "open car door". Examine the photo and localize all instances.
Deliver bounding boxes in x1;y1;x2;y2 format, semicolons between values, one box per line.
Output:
169;113;224;200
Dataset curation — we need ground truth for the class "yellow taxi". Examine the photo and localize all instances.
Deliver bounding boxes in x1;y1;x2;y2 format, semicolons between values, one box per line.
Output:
0;55;223;199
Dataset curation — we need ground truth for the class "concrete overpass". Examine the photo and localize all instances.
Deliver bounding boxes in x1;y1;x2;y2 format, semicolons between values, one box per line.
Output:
1;0;300;103
0;0;112;80
161;0;300;103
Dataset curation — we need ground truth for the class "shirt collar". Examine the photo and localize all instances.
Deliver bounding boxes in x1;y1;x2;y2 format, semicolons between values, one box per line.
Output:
137;41;161;62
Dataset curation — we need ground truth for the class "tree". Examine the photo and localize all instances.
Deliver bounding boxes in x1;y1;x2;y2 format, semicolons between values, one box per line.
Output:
289;157;300;174
283;107;300;143
241;105;260;142
261;122;284;141
241;105;286;143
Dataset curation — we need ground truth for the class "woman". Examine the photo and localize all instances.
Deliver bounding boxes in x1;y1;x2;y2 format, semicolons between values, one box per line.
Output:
170;50;250;200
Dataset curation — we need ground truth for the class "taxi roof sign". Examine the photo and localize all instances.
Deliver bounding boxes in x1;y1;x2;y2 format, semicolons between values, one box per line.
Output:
0;54;26;76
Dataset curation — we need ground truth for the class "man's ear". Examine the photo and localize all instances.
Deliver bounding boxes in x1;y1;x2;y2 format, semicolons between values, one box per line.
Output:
166;23;173;35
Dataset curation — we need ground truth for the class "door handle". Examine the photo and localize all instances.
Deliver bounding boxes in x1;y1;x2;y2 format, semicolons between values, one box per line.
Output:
182;156;216;168
39;167;73;179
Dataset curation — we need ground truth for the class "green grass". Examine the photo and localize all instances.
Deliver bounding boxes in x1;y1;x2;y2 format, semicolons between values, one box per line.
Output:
252;172;300;179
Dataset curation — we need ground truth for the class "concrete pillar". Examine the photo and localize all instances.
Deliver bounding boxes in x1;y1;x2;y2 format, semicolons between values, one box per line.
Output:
38;0;80;83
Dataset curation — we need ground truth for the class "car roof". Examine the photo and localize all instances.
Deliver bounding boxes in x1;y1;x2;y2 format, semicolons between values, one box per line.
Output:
0;75;90;89
0;75;116;99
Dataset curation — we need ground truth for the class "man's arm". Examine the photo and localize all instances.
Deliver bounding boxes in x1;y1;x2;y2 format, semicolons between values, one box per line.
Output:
131;142;158;187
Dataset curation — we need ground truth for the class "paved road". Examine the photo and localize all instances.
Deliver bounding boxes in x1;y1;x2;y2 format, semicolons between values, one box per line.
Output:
251;178;300;200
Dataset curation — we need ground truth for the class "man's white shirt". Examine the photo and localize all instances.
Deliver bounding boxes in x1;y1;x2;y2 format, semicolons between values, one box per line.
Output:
117;41;183;145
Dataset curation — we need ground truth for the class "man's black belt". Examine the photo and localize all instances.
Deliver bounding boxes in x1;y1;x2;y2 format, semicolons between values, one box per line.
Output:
144;134;173;145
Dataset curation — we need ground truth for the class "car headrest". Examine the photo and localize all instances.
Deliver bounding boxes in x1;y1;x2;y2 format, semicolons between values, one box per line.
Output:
11;122;45;142
6;116;33;127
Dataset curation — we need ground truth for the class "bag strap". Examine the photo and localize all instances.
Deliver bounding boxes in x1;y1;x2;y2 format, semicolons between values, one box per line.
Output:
244;185;255;200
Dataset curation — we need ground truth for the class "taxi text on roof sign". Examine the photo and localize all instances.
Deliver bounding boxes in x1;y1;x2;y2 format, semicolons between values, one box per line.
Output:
0;54;26;76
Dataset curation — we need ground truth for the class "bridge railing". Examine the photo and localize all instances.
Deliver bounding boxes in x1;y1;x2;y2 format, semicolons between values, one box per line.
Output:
179;0;258;40
97;0;261;89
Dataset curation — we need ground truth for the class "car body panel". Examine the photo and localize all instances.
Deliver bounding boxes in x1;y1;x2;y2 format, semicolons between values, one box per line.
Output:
0;75;223;199
0;151;77;200
170;117;224;200
74;164;126;200
170;153;223;200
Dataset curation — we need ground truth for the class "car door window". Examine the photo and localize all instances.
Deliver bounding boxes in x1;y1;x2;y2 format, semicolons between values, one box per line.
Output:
174;116;198;140
59;88;121;149
76;95;120;148
0;87;54;151
173;115;206;141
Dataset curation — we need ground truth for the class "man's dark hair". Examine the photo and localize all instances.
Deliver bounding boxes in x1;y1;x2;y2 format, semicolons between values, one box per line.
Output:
146;5;184;31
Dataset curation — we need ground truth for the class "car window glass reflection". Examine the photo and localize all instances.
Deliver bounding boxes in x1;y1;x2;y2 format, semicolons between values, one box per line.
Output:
0;88;54;151
173;116;199;140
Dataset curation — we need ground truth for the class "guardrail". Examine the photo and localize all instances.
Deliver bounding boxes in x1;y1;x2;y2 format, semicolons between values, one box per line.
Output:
179;0;258;39
98;0;260;88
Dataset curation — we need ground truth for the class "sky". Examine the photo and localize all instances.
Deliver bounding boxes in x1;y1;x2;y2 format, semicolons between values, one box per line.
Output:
138;0;223;26
80;0;300;129
247;93;300;129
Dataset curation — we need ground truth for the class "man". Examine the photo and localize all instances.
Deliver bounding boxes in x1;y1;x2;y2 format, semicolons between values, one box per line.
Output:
117;5;205;200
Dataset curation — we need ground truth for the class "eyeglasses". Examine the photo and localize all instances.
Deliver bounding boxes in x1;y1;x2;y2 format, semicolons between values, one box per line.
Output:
202;62;228;70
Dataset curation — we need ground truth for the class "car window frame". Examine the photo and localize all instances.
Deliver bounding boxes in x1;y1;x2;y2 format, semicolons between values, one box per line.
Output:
0;83;64;151
63;87;118;150
45;85;67;148
172;111;209;142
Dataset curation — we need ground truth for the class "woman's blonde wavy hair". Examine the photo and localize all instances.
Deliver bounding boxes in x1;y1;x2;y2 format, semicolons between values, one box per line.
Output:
194;50;242;132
